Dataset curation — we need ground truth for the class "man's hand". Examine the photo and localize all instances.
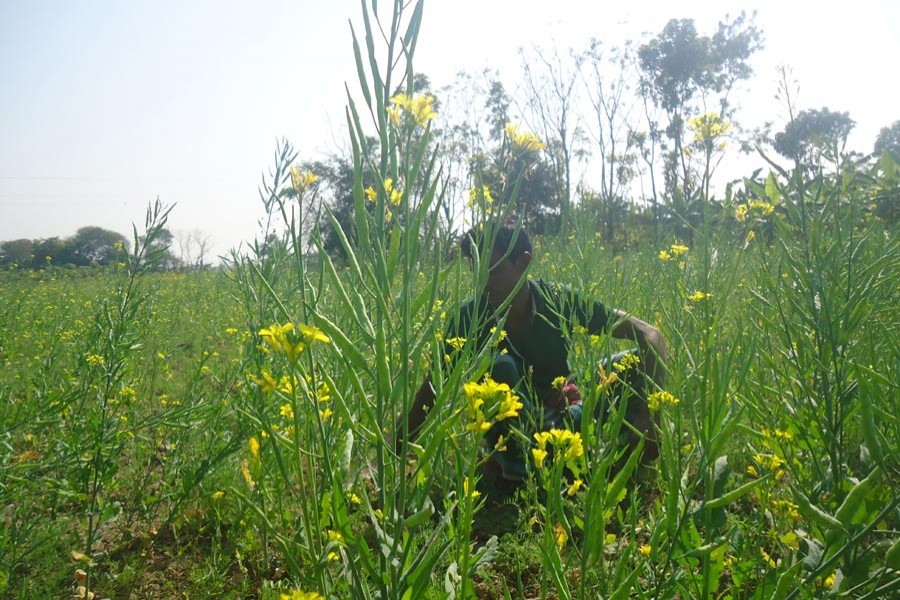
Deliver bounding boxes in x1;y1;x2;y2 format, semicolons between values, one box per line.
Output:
610;309;667;389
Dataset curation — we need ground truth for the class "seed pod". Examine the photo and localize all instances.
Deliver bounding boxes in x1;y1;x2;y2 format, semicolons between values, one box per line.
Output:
834;466;882;527
792;489;844;532
859;394;883;465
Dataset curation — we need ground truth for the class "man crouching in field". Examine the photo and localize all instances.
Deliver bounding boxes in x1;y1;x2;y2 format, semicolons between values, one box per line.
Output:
397;218;667;484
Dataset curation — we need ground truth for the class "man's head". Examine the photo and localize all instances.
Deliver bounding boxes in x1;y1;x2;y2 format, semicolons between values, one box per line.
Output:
460;218;533;307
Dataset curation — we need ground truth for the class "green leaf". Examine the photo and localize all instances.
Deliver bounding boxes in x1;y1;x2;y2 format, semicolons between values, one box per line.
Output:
885;537;900;570
772;561;803;600
801;536;824;571
604;438;644;508
704;476;768;509
608;565;640;600
765;171;782;204
349;22;373;111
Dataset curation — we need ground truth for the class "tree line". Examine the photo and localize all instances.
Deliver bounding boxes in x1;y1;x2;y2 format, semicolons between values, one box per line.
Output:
0;226;214;270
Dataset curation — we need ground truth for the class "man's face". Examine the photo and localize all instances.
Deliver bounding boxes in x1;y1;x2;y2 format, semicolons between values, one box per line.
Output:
483;248;530;308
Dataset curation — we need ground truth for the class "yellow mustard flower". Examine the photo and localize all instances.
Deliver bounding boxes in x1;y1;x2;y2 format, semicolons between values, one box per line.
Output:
554;522;568;550
298;323;330;345
241;459;254;489
646;391;680;411
388;93;437;127
446;336;467;351
289;166;318;193
566;479;583;496
463;376;522;432
327;529;343;543
250;370;277;393
504;122;546;151
748;199;775;215
496;393;524;421
688;112;731;144
463;476;481;500
259;322;295;353
613;353;641;373
532;448;548;470
533;429;585;472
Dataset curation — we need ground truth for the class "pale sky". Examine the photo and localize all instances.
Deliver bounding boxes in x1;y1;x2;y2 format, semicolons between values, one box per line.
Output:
1;0;897;260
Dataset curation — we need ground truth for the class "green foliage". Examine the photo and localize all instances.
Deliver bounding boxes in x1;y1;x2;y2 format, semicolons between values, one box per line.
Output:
874;120;900;161
774;107;857;171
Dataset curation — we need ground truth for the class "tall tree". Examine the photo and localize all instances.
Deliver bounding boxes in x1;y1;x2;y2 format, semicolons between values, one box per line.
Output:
0;239;34;267
32;237;71;268
518;44;585;215
874;120;900;162
638;14;762;200
579;39;641;248
774;107;856;173
70;226;129;266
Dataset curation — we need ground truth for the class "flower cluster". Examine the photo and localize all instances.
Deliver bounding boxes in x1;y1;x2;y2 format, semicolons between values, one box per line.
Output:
388;93;437;128
313;379;334;421
504;123;546;151
532;428;584;474
249;369;295;394
735;199;775;222
462;376;523;434
467;185;494;215
770;498;801;521
258;322;330;362
689;112;731;146
688;290;712;303
596;363;619;393
289;166;318;194
658;243;689;261
86;353;105;366
613;353;641;373
762;428;794;444
646;390;680;411
364;177;403;207
446;336;467;351
748;453;786;480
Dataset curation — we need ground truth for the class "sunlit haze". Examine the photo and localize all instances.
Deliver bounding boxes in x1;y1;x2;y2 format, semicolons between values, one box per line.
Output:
2;0;897;261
